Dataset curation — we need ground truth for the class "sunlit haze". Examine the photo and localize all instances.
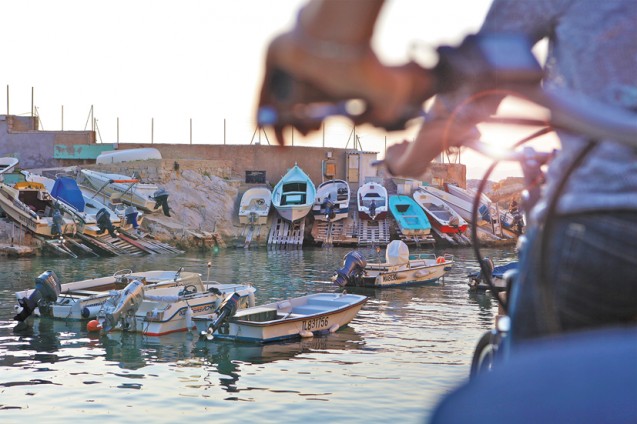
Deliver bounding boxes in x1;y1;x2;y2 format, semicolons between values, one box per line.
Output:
1;0;556;180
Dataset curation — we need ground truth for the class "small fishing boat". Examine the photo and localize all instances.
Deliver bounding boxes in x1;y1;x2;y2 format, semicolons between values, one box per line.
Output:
0;157;19;175
388;194;432;236
80;169;168;214
13;268;256;337
357;182;388;220
332;240;454;288
238;186;272;225
0;177;77;237
468;260;518;291
194;292;367;343
312;179;351;222
96;147;162;164
271;164;316;222
21;171;128;237
445;183;493;223
419;185;484;225
413;188;468;233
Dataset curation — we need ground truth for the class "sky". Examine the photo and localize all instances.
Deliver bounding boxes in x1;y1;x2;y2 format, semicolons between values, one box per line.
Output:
1;0;553;180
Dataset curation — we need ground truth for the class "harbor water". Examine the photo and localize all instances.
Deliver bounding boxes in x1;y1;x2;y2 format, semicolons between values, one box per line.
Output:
0;245;516;423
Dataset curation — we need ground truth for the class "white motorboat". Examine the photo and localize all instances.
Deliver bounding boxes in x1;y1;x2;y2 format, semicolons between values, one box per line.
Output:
271;164;316;222
445;183;493;223
96;147;162;164
312;179;351;222
14;268;256;337
21;171;126;237
0;157;19;175
333;240;454;288
238;186;272;225
419;185;485;225
468;260;518;292
80;169;168;214
357;182;388;221
413;188;468;234
0;177;77;237
194;292;367;343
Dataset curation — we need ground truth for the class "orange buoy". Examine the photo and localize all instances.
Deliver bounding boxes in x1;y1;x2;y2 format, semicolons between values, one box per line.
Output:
436;256;446;264
87;319;102;332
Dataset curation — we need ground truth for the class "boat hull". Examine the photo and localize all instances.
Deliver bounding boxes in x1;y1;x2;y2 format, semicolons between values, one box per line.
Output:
81;169;161;212
14;270;256;337
357;182;388;221
389;195;431;236
413;189;468;234
420;185;483;224
238;187;272;225
348;251;454;288
0;183;77;237
312;179;351;222
195;293;367;343
271;165;316;223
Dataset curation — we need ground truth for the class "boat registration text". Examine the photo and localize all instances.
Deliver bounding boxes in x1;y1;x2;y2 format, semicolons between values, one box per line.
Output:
302;315;329;331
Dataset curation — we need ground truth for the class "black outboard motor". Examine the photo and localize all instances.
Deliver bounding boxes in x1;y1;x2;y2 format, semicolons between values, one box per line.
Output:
14;270;62;322
321;198;335;221
153;188;170;217
125;205;139;229
332;251;367;287
51;209;64;237
202;292;242;339
96;208;117;237
471;257;495;286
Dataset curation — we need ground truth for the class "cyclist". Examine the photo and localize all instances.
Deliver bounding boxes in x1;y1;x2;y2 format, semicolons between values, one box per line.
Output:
257;0;637;346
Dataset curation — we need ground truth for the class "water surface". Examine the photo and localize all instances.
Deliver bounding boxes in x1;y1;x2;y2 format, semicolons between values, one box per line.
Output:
0;245;515;423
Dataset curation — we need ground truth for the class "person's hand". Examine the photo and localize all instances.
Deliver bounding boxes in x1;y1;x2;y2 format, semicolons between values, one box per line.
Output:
384;118;480;178
257;31;435;145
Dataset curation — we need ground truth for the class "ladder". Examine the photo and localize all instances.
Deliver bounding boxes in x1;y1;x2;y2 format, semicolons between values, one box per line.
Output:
268;217;305;246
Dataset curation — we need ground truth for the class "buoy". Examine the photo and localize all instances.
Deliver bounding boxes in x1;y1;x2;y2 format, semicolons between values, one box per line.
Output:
87;319;102;332
329;324;340;333
299;330;314;338
436;256;446;264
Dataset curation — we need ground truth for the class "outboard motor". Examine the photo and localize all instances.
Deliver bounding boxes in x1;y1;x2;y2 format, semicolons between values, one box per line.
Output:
321;198;335;221
202;292;242;340
478;204;492;222
96;208;117;237
152;188;170;217
471;257;495;286
51;209;64;237
99;279;145;332
369;200;377;219
14;270;62;322
124;205;139;229
332;251;367;287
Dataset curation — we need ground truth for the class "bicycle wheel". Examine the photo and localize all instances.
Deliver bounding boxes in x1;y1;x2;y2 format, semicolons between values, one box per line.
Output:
470;330;499;379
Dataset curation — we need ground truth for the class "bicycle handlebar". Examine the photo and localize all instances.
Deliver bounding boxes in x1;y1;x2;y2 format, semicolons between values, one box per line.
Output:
258;32;637;158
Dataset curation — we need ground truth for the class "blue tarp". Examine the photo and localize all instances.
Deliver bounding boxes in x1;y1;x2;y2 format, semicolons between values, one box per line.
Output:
50;177;86;212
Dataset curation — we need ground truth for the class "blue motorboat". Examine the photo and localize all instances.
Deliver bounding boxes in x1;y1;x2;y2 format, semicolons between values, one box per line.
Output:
389;195;432;236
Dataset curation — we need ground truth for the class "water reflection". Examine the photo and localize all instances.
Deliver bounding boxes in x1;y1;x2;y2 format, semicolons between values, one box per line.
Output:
3;312;366;392
194;326;365;391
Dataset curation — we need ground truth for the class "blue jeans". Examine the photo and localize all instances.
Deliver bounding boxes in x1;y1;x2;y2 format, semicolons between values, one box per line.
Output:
508;212;637;347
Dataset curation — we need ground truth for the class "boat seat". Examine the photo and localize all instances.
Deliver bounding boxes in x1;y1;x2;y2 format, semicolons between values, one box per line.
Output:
291;305;331;315
306;298;349;308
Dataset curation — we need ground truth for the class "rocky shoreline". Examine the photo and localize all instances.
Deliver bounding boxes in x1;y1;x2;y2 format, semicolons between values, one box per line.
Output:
0;165;523;257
